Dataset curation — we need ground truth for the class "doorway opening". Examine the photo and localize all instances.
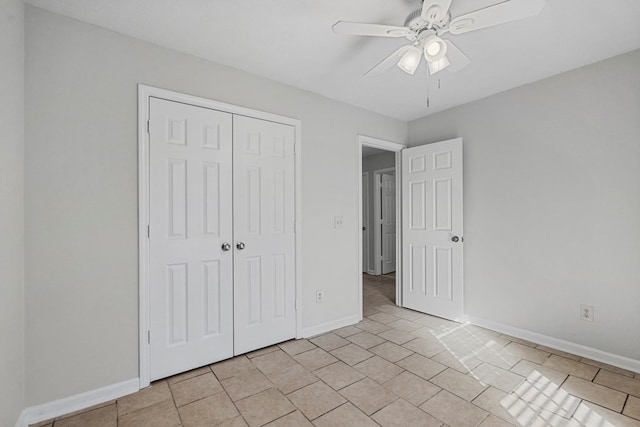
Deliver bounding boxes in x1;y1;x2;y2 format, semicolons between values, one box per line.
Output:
358;135;406;319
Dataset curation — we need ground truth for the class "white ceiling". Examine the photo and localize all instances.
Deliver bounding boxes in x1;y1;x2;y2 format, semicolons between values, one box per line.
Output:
26;0;640;121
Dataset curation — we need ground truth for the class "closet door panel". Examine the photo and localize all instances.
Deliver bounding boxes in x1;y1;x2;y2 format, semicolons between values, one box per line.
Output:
233;115;296;354
149;98;234;380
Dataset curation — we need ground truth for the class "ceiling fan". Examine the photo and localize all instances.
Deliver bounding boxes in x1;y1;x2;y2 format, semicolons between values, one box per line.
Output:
332;0;548;77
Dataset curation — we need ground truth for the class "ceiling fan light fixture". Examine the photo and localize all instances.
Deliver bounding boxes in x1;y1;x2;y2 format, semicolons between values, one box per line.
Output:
397;45;422;75
428;56;450;75
426;42;441;56
423;35;447;62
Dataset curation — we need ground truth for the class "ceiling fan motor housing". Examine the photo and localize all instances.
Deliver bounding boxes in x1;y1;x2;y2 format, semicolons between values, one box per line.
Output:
405;7;450;33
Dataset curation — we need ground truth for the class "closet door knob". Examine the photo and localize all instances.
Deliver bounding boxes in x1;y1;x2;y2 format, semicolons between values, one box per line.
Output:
236;242;246;250
221;243;231;251
451;236;460;243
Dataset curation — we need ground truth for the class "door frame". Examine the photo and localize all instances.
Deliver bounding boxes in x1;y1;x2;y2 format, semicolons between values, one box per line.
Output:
358;135;406;318
373;167;396;276
138;85;302;388
362;172;370;274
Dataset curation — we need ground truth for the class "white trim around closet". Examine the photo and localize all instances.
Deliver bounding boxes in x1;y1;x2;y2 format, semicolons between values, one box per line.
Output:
137;85;302;388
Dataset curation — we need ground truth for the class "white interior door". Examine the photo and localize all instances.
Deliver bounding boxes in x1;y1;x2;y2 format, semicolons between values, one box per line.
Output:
149;98;234;380
362;172;370;273
402;138;463;321
381;172;396;274
233;115;296;355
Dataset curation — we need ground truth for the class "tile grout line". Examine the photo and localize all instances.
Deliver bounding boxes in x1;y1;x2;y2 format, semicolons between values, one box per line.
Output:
621;393;630;415
168;387;181;427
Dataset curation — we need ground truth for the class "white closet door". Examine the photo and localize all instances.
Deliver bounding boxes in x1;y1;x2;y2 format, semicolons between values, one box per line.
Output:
362;173;370;273
402;138;463;321
149;98;234;380
381;172;396;274
233;115;296;354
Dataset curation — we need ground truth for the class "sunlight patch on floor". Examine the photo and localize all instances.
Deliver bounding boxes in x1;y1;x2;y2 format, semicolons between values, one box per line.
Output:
428;322;514;373
426;322;623;426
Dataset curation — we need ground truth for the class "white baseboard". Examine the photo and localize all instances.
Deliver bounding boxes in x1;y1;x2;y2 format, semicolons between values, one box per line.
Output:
300;314;361;338
14;411;27;427
18;377;139;427
464;315;640;373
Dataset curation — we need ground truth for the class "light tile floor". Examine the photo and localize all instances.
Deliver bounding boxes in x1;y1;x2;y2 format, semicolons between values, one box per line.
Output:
33;274;640;426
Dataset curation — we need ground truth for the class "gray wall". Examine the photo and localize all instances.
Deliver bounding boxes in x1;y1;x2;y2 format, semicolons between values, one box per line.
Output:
408;50;640;360
0;0;25;424
362;152;396;273
24;7;407;405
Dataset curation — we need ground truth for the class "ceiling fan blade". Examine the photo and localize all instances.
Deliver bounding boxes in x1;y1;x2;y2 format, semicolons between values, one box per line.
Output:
364;45;412;77
332;21;412;38
448;0;547;35
421;0;453;23
444;40;471;72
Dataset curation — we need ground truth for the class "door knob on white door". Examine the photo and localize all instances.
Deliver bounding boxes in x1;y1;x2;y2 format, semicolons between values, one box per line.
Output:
221;243;231;251
451;236;460;243
236;242;246;250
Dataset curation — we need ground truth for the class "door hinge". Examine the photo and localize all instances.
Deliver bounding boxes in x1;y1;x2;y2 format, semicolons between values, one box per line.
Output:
147;330;150;344
147;225;150;238
146;120;150;134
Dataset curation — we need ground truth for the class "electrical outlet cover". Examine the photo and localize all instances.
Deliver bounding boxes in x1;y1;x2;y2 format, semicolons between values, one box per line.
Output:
580;304;594;322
